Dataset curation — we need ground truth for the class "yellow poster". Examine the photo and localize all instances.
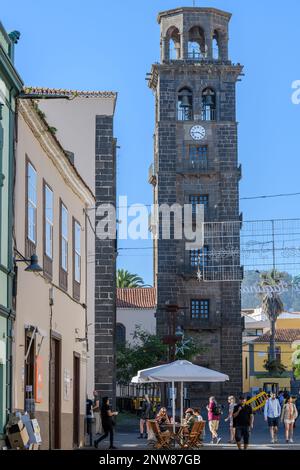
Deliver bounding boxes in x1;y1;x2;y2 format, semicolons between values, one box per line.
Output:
246;391;268;411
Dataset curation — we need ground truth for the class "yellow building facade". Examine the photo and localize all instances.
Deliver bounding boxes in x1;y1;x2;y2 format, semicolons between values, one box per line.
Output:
243;327;300;395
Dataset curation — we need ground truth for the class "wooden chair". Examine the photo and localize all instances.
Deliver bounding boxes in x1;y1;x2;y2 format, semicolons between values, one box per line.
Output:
148;420;172;449
179;421;206;449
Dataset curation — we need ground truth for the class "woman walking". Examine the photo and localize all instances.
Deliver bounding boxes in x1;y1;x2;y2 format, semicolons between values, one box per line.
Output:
281;396;298;443
225;395;236;443
94;397;118;449
138;394;153;439
206;396;221;444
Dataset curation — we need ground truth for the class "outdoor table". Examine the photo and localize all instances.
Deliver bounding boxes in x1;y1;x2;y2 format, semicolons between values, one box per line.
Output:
163;423;189;447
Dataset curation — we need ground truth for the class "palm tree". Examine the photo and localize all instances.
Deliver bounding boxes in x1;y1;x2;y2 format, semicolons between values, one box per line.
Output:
117;269;145;288
260;269;284;363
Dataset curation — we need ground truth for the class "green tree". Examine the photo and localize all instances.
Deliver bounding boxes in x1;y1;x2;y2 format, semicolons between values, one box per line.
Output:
263;358;287;376
116;326;167;384
117;269;145;288
292;345;300;379
260;270;284;365
116;326;204;384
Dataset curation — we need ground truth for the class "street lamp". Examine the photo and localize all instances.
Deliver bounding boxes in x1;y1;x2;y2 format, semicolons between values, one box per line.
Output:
14;254;43;272
175;325;184;339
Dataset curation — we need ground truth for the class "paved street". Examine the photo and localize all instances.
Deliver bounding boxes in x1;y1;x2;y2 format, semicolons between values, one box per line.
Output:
88;412;300;451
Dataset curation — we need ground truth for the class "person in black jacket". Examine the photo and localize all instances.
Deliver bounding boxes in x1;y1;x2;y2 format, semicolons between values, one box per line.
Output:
94;397;118;449
138;394;153;439
233;395;254;450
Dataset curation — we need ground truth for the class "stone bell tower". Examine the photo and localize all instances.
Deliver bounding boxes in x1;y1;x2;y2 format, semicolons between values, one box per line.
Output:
148;7;244;401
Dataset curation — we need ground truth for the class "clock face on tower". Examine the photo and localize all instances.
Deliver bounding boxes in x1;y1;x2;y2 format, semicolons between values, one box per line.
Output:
190;125;206;141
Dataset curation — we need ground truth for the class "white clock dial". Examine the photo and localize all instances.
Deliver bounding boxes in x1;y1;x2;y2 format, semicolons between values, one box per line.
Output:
190;125;206;140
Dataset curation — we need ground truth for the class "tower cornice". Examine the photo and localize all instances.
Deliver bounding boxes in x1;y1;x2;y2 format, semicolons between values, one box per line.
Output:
148;62;243;90
157;7;232;24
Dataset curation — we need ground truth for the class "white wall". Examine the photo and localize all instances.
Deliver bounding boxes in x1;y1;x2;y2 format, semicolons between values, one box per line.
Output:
39;95;115;399
116;308;156;344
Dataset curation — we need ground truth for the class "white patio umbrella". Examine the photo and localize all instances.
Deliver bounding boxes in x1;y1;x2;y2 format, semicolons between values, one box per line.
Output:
131;360;229;433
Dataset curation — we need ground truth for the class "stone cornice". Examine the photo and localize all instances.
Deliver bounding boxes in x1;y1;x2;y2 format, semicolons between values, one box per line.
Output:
18;99;95;206
148;62;243;89
157;7;232;24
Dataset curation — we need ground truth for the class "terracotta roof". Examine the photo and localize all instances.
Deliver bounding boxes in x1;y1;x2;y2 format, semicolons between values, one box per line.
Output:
253;329;300;343
117;288;156;309
23;87;117;99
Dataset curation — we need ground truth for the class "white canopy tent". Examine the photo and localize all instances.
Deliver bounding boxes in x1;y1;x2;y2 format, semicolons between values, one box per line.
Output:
131;360;229;433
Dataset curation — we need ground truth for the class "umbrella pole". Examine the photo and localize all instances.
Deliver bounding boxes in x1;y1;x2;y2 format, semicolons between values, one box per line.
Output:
180;381;183;424
172;381;175;434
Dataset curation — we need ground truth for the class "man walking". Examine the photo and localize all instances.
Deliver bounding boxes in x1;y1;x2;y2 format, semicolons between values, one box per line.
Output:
264;392;281;443
233;395;254;450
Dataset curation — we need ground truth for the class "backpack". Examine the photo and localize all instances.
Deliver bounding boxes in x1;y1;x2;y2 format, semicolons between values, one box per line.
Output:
212;402;222;416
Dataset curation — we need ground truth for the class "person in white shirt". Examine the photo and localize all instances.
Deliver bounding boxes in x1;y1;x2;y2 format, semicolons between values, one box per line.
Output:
264;392;281;443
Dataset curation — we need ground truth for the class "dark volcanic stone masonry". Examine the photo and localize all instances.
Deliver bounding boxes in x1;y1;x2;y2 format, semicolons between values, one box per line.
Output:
94;115;117;404
148;7;244;402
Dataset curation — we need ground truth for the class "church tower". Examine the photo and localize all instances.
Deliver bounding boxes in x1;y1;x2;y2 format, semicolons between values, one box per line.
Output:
148;7;244;400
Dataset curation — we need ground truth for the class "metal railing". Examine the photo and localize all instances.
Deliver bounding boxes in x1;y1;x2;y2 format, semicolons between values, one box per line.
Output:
177;158;211;173
180;261;243;282
201;107;216;121
187;51;206;61
177;107;193;121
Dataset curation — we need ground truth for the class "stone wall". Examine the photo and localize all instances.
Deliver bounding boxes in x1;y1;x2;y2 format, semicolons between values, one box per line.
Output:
94;115;117;405
150;8;243;402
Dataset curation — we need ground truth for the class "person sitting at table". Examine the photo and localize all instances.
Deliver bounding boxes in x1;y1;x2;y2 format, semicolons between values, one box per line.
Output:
155;407;171;432
193;408;204;421
184;408;196;433
193;408;205;440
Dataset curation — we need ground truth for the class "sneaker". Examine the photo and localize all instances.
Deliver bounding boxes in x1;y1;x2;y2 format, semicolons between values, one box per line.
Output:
289;439;294;443
210;439;214;444
216;437;222;444
137;434;143;439
286;439;289;443
271;439;275;444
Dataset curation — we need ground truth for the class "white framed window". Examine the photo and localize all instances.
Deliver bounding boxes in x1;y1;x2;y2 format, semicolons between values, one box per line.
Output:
27;162;37;243
44;184;53;259
74;221;81;283
61;203;68;271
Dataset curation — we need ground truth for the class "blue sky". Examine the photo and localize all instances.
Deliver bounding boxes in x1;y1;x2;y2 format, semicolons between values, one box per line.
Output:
2;0;300;285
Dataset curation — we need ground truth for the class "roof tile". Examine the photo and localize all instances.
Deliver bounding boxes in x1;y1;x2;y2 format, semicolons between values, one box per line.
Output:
117;288;156;309
23;86;116;98
253;328;300;343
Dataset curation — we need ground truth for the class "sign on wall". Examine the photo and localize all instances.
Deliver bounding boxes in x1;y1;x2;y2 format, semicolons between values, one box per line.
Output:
35;355;43;403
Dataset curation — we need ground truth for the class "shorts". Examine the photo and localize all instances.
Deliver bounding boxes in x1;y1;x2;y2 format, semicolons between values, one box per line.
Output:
267;417;279;427
235;426;250;445
284;419;295;425
209;420;219;434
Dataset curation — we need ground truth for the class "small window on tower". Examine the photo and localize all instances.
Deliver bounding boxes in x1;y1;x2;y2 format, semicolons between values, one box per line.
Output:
190;246;209;270
177;87;193;121
167;26;181;60
188;26;206;60
189;194;209;214
189;145;208;169
202;88;216;121
191;299;209;320
212;31;220;60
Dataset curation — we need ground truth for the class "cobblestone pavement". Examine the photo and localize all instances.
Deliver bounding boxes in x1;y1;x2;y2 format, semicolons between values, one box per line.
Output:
88;412;300;450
